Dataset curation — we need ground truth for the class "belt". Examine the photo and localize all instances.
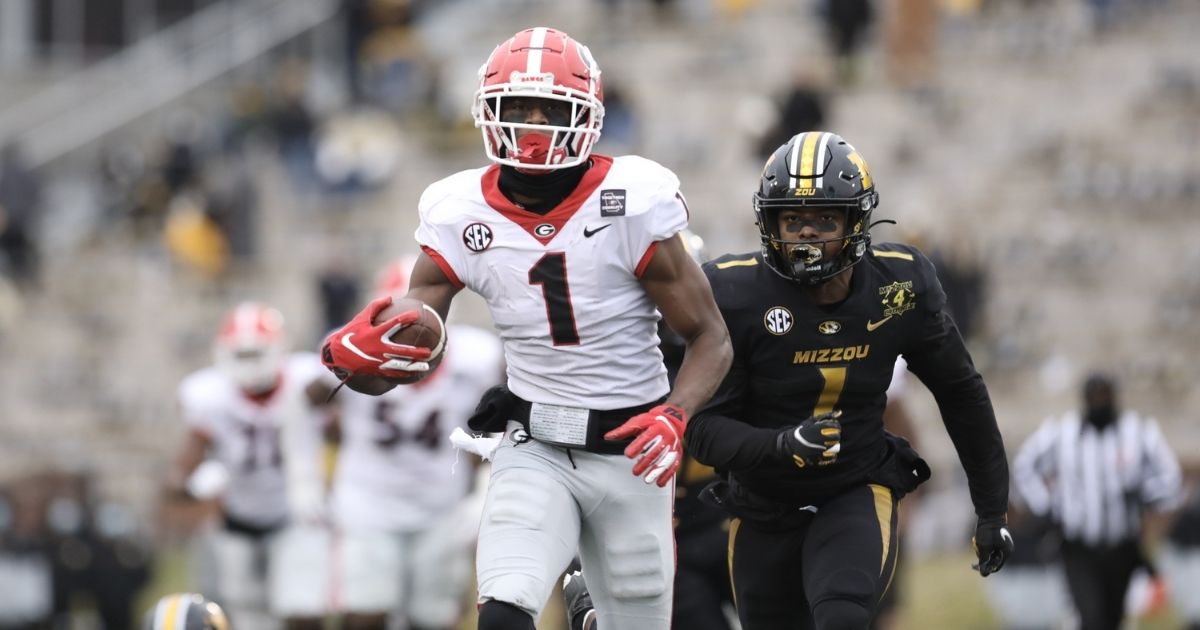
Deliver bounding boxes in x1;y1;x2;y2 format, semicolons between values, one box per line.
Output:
510;394;665;455
221;512;285;539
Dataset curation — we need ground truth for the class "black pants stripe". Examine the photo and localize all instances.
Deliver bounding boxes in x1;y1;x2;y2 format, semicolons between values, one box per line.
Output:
727;484;900;630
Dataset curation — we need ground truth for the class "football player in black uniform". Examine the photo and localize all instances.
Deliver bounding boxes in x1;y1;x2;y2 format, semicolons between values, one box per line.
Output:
686;131;1013;630
564;232;736;630
661;231;738;630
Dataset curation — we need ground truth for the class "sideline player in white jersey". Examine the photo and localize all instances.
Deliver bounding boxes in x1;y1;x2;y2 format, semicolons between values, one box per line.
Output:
319;27;732;630
166;302;335;630
323;258;504;630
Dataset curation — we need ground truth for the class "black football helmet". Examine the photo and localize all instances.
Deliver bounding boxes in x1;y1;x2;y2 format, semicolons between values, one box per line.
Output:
143;594;230;630
754;131;879;285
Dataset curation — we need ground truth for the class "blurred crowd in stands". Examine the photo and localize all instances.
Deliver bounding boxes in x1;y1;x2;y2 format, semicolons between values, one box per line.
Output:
0;0;1198;627
0;473;151;629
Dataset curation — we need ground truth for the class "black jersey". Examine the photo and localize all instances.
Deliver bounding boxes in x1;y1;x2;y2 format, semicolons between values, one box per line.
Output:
687;244;1008;519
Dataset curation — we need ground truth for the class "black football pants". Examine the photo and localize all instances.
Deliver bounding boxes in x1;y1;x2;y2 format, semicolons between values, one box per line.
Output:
1060;539;1141;630
674;522;735;630
728;484;900;630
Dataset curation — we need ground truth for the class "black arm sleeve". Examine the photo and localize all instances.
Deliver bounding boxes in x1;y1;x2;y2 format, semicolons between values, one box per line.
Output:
685;358;782;471
905;309;1009;520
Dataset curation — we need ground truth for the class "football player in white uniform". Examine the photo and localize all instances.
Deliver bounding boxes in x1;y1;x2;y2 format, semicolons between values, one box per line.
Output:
330;324;501;630
166;302;335;630
316;258;504;630
319;27;732;630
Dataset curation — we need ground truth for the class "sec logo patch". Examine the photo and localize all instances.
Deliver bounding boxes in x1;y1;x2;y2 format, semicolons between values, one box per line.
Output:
764;307;793;335
462;223;493;252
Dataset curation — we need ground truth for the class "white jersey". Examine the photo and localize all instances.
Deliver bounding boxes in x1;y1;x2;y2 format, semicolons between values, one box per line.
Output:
415;155;688;409
178;353;328;527
332;325;504;532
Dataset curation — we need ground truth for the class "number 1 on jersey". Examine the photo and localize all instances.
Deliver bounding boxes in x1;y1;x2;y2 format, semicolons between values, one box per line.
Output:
529;253;580;345
814;367;847;416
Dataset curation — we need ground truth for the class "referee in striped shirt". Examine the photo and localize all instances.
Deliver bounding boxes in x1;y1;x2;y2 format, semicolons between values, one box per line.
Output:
1013;373;1182;630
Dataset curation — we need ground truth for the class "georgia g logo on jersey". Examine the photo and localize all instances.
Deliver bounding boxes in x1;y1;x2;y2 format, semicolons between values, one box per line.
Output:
764;306;793;335
463;223;493;252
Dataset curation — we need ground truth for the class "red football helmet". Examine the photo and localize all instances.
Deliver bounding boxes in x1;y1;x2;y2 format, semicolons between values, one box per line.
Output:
472;27;604;171
214;302;286;394
373;255;419;299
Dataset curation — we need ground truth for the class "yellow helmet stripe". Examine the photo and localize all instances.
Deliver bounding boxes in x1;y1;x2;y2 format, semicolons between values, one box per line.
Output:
156;595;185;630
797;131;823;190
813;132;833;189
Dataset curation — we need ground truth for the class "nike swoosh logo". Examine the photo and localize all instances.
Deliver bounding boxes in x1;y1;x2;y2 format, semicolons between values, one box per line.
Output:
583;224;612;238
866;316;892;332
340;333;382;362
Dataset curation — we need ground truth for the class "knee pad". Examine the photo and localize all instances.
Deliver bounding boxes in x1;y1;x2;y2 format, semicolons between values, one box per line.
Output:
811;566;876;630
477;600;536;630
812;597;872;630
600;532;669;600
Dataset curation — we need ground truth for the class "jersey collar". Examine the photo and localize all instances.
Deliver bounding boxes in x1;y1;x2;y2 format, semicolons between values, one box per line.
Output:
480;155;613;246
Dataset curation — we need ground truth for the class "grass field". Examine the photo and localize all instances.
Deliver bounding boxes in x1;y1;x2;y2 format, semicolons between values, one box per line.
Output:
135;546;1182;629
895;552;1180;630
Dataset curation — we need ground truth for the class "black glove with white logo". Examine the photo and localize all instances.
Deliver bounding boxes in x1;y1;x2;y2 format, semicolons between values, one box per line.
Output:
777;410;842;468
972;516;1014;577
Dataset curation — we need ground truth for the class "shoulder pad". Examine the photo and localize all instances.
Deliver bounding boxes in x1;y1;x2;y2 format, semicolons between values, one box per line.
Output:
702;253;763;305
592;156;683;221
608;155;680;190
418;167;490;224
870;242;943;312
179;367;227;406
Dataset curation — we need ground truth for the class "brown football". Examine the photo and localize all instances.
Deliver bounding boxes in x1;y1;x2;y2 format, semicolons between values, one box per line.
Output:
345;297;445;390
379;296;445;382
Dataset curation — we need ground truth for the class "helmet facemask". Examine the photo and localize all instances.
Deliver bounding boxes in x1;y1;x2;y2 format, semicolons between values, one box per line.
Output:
472;27;605;172
474;88;603;172
754;131;879;286
757;198;873;285
215;344;284;394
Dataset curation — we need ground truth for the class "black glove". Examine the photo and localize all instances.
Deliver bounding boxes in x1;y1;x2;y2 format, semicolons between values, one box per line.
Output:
467;385;516;432
972;516;1014;577
776;410;842;468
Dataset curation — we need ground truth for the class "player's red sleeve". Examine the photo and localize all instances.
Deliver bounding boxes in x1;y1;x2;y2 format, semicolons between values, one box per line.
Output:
420;245;465;289
635;241;660;278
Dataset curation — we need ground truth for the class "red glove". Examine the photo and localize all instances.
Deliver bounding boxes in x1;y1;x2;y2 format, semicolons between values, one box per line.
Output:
605;404;686;487
320;296;433;380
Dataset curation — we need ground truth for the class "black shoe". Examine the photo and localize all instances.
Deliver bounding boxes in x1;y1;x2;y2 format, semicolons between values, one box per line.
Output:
563;570;596;630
